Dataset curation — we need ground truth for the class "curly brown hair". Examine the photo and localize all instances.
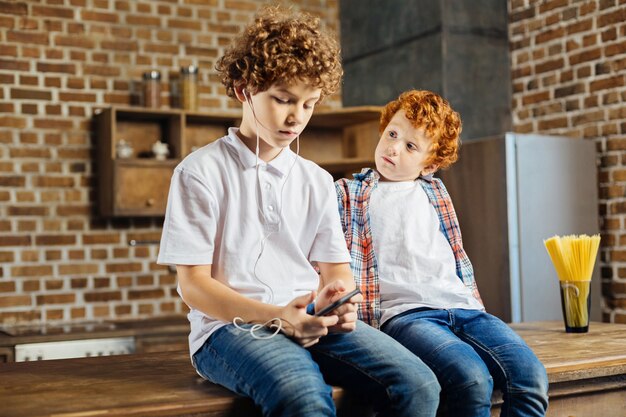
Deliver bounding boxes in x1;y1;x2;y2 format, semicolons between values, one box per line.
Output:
216;6;343;100
380;90;462;170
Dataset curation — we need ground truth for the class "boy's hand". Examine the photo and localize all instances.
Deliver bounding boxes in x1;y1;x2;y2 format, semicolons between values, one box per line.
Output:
315;280;362;333
279;291;338;348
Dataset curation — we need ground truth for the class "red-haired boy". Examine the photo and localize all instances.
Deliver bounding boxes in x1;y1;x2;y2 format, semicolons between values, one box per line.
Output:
336;90;549;417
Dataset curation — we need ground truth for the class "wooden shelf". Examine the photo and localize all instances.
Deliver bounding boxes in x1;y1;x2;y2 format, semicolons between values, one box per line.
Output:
318;158;375;174
95;106;381;217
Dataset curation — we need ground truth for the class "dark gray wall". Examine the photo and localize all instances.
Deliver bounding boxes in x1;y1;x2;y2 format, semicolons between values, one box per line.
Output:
339;0;512;140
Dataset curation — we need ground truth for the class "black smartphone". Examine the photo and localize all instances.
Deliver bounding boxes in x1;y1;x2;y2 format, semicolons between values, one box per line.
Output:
314;288;361;317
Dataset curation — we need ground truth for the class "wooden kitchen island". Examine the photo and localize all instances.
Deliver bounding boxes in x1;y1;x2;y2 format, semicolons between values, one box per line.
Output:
491;321;626;417
0;321;625;417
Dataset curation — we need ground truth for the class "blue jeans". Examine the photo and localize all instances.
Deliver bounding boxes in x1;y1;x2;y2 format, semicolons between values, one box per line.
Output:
382;309;549;417
193;320;440;417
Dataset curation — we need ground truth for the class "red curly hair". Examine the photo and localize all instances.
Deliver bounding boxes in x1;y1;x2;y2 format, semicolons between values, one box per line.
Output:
216;6;342;100
380;90;462;170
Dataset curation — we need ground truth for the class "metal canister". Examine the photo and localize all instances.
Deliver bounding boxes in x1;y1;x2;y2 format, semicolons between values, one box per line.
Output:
142;70;162;108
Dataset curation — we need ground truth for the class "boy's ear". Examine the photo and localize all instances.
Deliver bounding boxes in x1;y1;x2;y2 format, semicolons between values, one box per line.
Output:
234;84;247;103
421;164;439;176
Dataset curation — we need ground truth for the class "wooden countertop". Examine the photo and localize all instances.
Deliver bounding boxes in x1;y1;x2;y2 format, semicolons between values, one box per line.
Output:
0;350;248;417
1;321;625;417
509;321;626;383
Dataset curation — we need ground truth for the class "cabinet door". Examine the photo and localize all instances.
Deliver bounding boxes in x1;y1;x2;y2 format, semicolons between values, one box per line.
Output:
113;162;176;216
0;346;14;362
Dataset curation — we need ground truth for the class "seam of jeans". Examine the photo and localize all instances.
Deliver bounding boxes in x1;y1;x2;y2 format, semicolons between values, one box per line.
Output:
457;376;493;392
384;310;442;335
411;337;475;390
446;309;455;328
308;345;394;407
454;330;512;395
427;339;459;358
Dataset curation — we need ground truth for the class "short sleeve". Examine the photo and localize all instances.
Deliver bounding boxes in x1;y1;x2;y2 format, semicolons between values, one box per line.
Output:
308;177;351;264
157;168;218;266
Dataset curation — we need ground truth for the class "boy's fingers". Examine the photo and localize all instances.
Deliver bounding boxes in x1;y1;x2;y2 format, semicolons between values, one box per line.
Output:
294;311;336;327
328;300;358;317
333;322;357;333
337;311;357;323
301;338;320;348
291;291;316;308
302;313;338;329
336;302;357;313
320;280;345;298
329;279;346;293
317;314;339;327
349;293;363;303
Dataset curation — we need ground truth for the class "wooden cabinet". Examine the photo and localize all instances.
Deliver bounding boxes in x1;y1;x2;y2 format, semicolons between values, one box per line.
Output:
95;107;234;217
297;107;381;176
95;106;381;217
112;160;176;215
0;316;190;362
0;346;14;363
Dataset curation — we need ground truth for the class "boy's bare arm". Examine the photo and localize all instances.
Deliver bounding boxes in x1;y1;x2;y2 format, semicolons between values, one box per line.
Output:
317;262;355;291
316;262;362;332
177;264;281;322
177;264;338;347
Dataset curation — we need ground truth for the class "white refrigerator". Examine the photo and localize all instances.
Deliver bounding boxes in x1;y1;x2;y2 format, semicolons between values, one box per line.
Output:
438;133;601;323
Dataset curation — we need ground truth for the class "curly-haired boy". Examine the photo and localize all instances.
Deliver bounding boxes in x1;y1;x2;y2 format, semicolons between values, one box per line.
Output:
336;90;550;417
158;8;440;417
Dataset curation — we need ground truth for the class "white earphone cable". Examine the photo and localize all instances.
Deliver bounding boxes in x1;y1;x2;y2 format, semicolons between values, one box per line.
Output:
234;90;301;339
232;316;283;340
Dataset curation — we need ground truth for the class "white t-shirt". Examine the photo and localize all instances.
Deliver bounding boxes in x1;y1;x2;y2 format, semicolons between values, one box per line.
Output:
157;128;351;356
370;181;484;325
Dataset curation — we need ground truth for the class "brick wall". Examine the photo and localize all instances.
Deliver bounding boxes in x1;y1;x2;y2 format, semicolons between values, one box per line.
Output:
0;0;340;326
509;0;626;322
3;0;623;327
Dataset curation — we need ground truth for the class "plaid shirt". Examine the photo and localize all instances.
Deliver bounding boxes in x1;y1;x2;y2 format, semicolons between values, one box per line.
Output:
335;168;483;328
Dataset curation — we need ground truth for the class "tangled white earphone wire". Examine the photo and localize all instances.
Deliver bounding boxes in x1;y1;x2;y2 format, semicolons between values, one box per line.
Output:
232;316;283;340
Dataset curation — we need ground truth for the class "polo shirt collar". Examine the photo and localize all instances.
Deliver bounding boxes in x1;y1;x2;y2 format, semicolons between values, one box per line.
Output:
225;127;296;177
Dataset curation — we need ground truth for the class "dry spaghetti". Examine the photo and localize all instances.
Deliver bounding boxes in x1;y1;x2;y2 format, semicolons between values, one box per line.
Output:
544;234;600;330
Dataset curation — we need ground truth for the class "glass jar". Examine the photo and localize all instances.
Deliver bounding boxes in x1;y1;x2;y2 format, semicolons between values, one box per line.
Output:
142;70;161;108
180;65;198;111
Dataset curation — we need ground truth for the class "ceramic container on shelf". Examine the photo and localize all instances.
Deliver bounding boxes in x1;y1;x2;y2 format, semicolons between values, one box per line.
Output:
151;141;169;160
116;139;133;159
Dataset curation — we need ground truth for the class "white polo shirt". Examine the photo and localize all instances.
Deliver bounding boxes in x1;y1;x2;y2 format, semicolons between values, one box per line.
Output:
157;128;351;356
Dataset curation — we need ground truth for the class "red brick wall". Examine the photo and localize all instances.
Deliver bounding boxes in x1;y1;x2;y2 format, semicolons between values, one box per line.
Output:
0;0;340;326
3;0;623;327
509;0;626;322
